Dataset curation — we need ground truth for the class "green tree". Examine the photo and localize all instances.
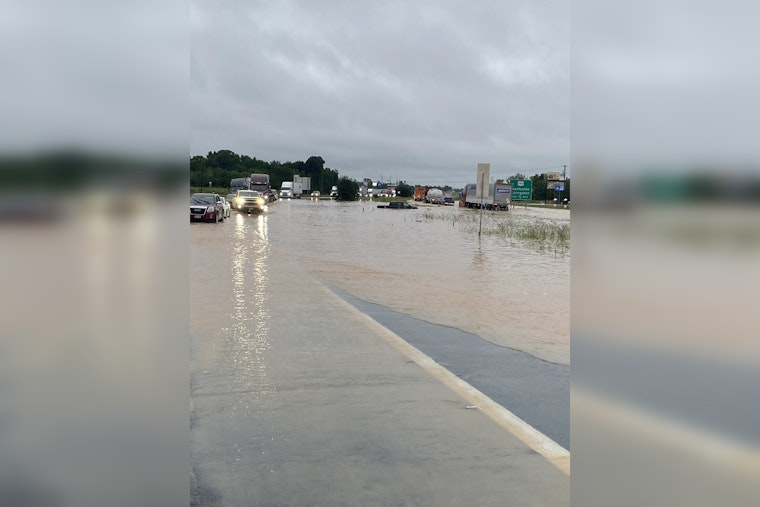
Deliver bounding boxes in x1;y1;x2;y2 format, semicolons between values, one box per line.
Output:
190;155;206;187
531;173;548;202
336;176;358;201
304;155;325;173
189;151;343;194
304;156;325;190
322;167;339;193
396;181;413;197
206;150;240;171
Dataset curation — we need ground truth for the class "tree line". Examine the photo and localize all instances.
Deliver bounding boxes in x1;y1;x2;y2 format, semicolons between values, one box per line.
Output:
190;150;569;202
190;150;340;195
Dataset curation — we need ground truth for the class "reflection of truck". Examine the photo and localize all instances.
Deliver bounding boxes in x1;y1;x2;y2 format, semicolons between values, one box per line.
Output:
461;182;511;210
250;173;275;202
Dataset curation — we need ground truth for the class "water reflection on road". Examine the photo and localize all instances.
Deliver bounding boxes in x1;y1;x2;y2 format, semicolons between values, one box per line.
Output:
230;213;274;411
190;202;571;506
193;201;569;363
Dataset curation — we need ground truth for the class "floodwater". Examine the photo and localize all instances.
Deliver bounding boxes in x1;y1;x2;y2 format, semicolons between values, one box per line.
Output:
190;200;571;505
267;199;570;364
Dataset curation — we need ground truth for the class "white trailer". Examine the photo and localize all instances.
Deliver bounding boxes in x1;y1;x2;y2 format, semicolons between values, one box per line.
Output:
492;183;512;210
293;175;310;194
463;182;511;210
292;180;303;198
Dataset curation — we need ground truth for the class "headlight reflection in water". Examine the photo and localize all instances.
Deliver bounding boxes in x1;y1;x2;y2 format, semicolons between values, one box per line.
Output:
230;212;274;415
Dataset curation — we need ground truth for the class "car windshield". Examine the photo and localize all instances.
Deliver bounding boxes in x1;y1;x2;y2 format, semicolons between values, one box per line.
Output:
238;191;259;197
191;194;215;205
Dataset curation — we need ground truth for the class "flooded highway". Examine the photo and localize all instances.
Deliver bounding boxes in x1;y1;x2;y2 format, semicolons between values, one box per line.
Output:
190;200;570;506
268;199;569;364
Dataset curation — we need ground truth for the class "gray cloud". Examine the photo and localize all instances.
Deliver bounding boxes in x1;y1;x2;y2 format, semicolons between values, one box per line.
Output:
1;1;188;156
191;0;569;186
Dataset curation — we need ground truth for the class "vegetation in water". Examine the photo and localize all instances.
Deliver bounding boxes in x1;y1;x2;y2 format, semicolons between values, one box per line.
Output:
419;209;570;254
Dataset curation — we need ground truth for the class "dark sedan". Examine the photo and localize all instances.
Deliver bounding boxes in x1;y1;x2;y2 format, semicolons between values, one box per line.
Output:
190;193;225;222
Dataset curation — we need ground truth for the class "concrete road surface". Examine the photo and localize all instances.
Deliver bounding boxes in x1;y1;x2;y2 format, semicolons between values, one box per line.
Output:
190;214;568;506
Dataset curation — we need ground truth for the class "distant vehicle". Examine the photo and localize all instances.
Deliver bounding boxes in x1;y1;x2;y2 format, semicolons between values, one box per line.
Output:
280;181;293;198
426;188;444;204
377;202;417;209
293;175;310;196
413;186;428;201
310;191;320;198
234;190;266;213
225;193;235;205
190;193;225;222
330;186;338;198
292;180;303;198
492;183;512;210
230;177;251;193
461;182;511;210
250;173;276;202
460;183;476;208
219;194;231;218
443;196;454;206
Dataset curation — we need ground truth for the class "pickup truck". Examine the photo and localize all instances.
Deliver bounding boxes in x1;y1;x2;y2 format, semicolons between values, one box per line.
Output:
377;202;417;209
234;190;266;213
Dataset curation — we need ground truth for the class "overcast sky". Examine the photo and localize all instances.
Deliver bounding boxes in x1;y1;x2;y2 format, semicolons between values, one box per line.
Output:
191;0;569;186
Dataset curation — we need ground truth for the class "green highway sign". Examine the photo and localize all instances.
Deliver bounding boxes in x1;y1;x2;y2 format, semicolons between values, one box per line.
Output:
509;179;532;200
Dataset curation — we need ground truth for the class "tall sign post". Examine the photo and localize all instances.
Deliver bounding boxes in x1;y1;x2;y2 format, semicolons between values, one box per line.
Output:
476;163;490;238
546;171;563;206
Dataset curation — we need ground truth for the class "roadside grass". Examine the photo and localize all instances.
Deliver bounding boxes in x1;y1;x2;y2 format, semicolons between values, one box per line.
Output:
419;209;570;254
191;186;230;196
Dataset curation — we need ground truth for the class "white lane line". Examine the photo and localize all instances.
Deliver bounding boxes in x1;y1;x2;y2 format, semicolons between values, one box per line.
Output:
573;387;760;478
314;280;570;476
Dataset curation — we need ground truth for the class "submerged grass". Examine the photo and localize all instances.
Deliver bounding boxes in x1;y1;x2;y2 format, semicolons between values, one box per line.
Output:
419;209;570;254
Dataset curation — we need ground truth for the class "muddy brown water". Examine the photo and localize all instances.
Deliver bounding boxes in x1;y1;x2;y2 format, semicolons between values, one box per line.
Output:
190;201;571;505
193;200;569;365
